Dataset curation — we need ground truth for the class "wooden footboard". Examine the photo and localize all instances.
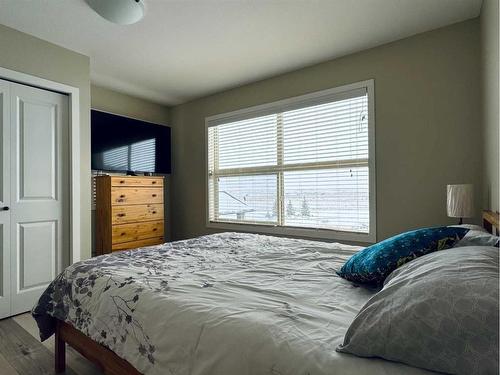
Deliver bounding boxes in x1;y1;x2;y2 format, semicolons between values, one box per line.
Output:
55;319;142;375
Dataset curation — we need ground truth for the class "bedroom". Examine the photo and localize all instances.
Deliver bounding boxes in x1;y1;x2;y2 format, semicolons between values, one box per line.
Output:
0;0;498;374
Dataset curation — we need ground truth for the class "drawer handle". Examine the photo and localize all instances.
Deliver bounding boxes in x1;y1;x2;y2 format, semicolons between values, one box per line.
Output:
117;213;126;217
152;211;157;214
120;194;125;198
120;180;125;184
121;232;126;236
152;194;157;197
152;181;157;184
153;228;157;232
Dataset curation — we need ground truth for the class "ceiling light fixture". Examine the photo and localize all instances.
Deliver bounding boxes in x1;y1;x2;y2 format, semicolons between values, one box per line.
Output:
85;0;145;25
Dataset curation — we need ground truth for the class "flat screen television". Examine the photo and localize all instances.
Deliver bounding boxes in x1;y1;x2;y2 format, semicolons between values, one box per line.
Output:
91;110;171;174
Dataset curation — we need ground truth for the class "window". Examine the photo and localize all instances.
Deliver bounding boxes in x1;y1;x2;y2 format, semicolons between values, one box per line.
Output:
206;80;375;242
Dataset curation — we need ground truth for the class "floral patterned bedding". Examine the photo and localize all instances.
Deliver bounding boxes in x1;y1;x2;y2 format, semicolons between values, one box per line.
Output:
33;232;437;375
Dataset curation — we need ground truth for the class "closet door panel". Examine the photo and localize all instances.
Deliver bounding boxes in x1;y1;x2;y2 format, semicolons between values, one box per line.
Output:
0;80;10;319
17;98;57;200
17;221;56;290
10;83;69;315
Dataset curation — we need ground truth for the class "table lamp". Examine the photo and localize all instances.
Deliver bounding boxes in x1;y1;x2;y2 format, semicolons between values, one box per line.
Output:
447;184;474;224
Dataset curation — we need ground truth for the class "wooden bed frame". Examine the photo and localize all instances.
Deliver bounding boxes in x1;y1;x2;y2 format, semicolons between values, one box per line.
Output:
54;210;500;374
55;320;140;375
483;210;500;235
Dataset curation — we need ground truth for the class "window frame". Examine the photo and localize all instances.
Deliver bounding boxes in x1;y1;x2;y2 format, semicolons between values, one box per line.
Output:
205;79;376;243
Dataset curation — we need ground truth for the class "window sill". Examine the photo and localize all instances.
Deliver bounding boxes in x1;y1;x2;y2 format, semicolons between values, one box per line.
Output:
207;221;376;244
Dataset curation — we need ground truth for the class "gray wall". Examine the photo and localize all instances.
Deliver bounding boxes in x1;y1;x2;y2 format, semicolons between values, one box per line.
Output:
0;15;491;252
91;84;170;125
169;19;482;243
90;84;172;251
0;24;92;259
480;0;499;212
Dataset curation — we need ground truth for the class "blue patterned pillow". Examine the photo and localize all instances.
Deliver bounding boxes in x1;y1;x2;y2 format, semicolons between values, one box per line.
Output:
337;227;469;285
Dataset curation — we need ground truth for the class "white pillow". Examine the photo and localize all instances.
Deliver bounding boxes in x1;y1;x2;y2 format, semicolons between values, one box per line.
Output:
449;224;487;232
454;229;499;248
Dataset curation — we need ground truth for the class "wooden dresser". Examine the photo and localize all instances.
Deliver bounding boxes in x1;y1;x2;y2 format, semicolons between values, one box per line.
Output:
95;175;165;254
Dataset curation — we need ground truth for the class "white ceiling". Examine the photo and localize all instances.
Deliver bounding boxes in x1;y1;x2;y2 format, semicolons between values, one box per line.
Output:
0;0;482;105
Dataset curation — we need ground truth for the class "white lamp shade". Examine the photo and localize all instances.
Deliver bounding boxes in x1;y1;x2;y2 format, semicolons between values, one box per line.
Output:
85;0;145;25
447;184;474;218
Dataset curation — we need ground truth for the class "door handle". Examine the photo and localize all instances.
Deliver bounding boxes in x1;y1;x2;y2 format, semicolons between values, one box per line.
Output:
1;206;9;211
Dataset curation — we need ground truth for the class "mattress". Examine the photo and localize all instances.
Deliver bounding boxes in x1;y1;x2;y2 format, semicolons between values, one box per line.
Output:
33;232;437;375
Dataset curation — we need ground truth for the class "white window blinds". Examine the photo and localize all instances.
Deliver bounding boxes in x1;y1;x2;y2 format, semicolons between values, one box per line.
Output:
207;82;374;237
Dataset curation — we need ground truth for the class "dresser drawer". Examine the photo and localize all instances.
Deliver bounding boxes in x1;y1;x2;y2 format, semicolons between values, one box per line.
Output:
112;220;164;244
111;187;163;205
111;176;163;187
112;204;164;224
112;236;165;251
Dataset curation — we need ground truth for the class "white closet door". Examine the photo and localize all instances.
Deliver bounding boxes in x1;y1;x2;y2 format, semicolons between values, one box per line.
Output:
0;80;11;319
9;82;69;315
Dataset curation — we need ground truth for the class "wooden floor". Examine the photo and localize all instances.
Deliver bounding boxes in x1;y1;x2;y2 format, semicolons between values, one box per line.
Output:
0;313;102;375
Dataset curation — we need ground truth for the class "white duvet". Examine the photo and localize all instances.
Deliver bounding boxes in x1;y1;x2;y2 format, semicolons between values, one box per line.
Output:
34;232;437;375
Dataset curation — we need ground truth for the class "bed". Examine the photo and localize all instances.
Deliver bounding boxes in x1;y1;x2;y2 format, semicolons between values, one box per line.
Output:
32;211;499;375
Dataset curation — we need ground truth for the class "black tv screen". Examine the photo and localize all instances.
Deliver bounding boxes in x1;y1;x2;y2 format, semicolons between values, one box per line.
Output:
91;110;171;174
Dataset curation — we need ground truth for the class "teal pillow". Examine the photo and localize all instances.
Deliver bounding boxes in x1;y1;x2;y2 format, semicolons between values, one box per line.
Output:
337;227;469;285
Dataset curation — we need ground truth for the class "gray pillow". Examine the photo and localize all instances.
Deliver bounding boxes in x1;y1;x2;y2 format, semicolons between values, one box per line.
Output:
337;246;499;375
454;230;499;248
449;224;488;233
